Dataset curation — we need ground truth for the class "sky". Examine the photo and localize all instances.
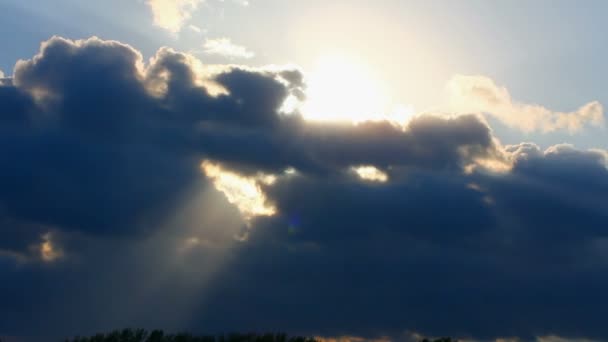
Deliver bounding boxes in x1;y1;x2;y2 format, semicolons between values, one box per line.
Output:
0;1;607;342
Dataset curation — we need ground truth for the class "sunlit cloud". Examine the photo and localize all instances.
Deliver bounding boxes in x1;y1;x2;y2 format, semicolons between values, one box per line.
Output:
201;160;276;220
203;38;255;59
37;232;63;263
465;155;513;174
592;148;608;168
447;74;605;134
146;0;203;33
352;166;388;183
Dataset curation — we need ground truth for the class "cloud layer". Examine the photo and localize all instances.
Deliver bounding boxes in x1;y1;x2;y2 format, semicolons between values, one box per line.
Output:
1;37;608;342
448;75;605;134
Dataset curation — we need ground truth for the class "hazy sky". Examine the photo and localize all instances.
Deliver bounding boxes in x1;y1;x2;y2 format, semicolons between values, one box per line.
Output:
1;2;608;342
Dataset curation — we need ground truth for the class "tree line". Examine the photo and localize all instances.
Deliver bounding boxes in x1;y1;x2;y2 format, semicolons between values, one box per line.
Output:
63;329;455;342
65;331;314;342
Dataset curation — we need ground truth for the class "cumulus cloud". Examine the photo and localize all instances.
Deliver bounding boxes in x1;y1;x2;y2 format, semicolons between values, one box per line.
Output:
1;36;608;342
0;36;499;242
147;0;203;33
448;75;605;134
203;37;255;59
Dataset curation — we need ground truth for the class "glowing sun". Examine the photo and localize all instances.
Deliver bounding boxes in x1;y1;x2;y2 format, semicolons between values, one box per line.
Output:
301;54;410;124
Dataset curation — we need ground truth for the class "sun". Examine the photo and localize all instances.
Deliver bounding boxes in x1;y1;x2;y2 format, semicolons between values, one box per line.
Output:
301;54;391;123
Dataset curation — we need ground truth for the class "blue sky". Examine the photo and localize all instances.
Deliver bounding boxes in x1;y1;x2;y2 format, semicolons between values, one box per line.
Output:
1;2;608;342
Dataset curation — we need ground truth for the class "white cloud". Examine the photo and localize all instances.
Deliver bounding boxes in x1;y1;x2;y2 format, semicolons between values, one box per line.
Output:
218;0;250;5
146;0;203;33
188;24;203;33
447;74;605;134
352;166;388;182
203;37;255;59
201;160;275;220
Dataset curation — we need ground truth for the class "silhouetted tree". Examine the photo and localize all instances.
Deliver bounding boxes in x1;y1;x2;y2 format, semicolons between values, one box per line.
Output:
65;330;318;342
66;330;456;342
421;338;455;342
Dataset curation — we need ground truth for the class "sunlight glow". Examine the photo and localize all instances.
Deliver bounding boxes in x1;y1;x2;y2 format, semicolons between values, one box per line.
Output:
302;54;408;123
300;54;415;124
201;161;276;220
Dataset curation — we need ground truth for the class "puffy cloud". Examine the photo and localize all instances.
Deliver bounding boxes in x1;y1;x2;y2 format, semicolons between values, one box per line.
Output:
203;37;255;59
1;36;500;250
146;0;203;33
448;75;605;134
1;36;608;342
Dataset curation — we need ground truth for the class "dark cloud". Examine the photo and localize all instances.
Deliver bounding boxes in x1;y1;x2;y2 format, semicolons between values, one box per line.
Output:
0;79;35;126
0;36;499;242
195;146;608;340
0;36;607;342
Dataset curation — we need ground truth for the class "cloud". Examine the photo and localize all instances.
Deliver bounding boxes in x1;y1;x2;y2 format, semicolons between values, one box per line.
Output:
189;24;204;33
201;160;276;220
447;75;605;134
1;36;608;342
232;0;250;5
352;165;388;182
0;69;7;87
196;144;608;340
146;0;203;33
203;37;255;59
